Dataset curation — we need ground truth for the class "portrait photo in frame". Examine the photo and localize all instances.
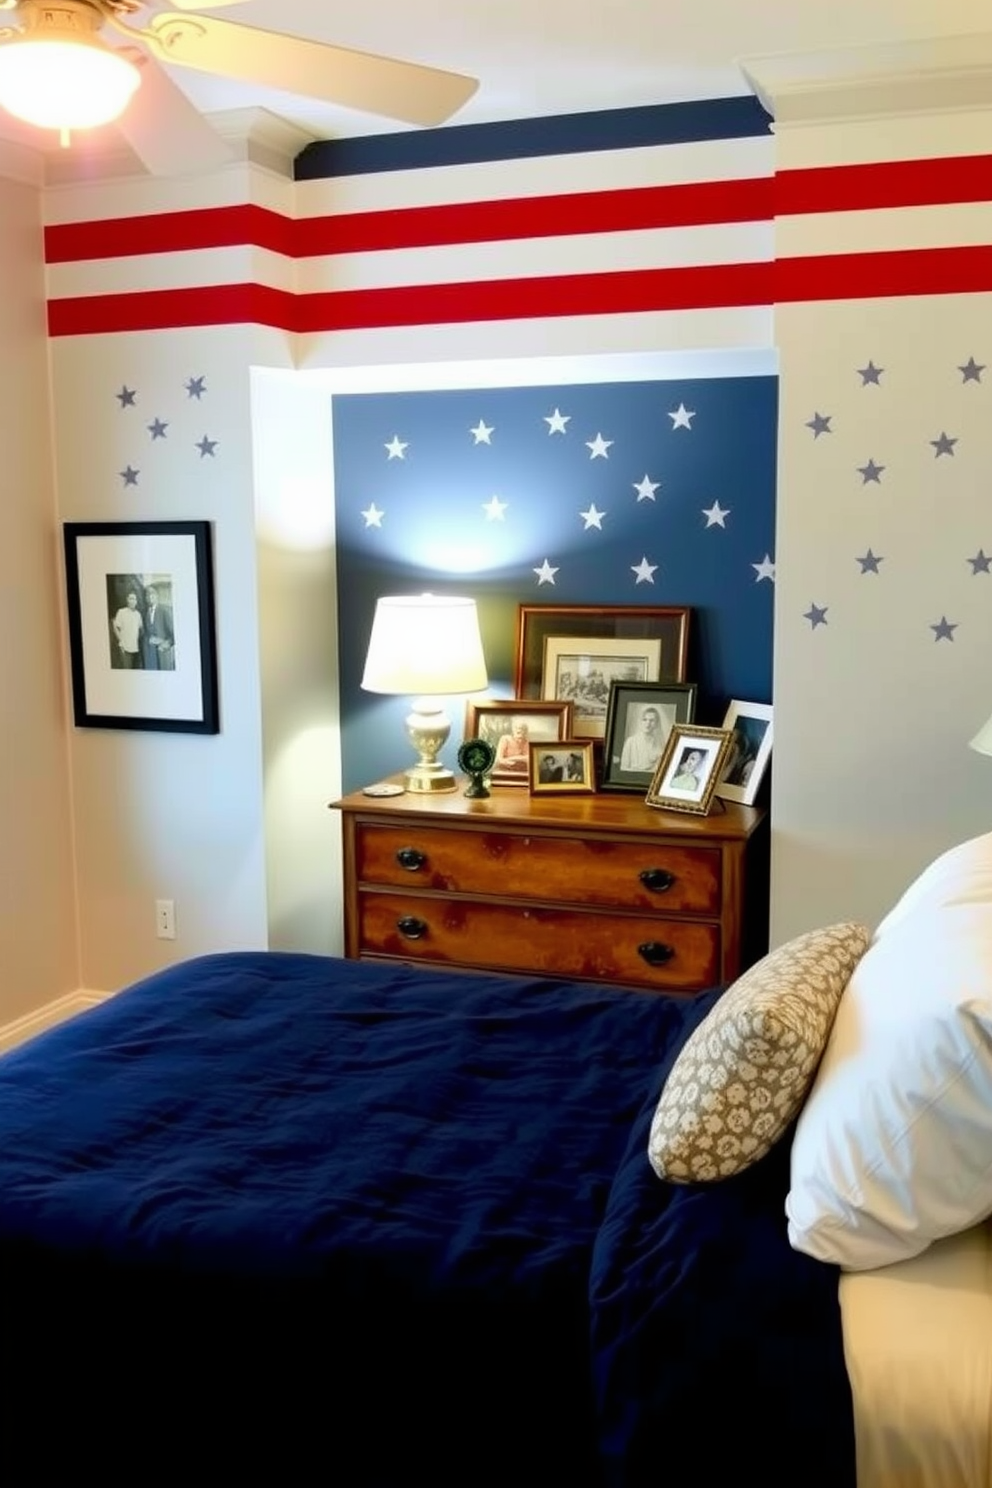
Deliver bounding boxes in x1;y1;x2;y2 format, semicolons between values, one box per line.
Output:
600;681;698;792
715;700;773;806
463;699;574;785
541;635;662;740
645;724;735;817
528;740;596;795
514;604;690;700
63;520;219;734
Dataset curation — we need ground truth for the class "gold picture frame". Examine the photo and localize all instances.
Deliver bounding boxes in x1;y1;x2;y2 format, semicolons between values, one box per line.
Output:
528;740;596;795
645;724;735;817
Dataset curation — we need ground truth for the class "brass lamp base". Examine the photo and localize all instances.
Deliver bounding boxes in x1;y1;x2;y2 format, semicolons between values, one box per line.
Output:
405;764;457;793
404;699;457;793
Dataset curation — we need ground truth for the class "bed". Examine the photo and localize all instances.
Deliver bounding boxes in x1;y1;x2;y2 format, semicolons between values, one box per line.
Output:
0;951;854;1488
841;1221;992;1488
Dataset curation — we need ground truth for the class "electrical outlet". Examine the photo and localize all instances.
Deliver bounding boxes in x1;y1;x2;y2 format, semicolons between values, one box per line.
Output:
155;899;176;940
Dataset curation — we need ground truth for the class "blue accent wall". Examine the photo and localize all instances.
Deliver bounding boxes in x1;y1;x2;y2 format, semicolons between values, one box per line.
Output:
333;375;777;792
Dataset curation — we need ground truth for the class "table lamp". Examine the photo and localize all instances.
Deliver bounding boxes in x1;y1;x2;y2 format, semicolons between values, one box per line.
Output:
361;593;489;793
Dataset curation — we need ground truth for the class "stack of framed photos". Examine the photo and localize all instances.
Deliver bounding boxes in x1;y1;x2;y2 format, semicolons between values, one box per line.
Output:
463;603;773;816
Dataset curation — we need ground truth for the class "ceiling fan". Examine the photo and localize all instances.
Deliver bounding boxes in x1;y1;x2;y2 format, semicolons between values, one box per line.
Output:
0;0;479;175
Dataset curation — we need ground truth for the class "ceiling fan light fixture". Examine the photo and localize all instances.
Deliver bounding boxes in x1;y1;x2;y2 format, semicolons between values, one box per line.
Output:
0;22;140;134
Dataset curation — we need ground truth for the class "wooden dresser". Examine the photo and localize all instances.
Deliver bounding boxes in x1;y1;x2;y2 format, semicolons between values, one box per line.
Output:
332;781;766;995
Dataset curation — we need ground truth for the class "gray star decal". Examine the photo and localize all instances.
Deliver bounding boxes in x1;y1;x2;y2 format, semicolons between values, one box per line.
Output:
804;603;828;629
858;459;885;484
930;616;958;642
930;432;958;457
116;386;136;408
806;412;832;438
196;436;218;458
960;358;985;383
857;550;883;573
120;466;139;487
858;362;883;385
969;550;992;574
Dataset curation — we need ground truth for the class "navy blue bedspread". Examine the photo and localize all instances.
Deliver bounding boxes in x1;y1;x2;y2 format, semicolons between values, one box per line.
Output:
0;953;853;1487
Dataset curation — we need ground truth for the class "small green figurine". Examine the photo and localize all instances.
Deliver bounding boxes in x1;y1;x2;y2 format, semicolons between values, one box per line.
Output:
457;737;496;798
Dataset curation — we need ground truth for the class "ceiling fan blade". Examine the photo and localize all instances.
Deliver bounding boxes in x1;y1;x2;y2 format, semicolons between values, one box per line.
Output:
116;50;236;176
144;13;479;127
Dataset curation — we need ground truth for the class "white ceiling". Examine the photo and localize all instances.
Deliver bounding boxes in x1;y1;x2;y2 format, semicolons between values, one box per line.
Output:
154;0;992;137
3;0;992;161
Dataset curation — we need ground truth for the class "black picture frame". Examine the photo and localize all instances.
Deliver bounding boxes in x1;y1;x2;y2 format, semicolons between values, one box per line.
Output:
513;604;691;700
600;681;698;792
63;520;219;734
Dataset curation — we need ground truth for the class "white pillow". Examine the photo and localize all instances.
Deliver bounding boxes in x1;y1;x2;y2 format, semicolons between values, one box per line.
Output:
787;903;992;1272
874;831;992;940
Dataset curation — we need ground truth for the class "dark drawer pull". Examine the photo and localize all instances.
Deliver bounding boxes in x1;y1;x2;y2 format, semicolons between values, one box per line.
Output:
639;868;675;894
638;941;675;967
395;847;427;872
397;916;428;940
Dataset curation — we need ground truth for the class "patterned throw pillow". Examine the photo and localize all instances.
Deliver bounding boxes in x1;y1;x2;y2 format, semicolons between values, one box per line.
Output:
648;922;870;1184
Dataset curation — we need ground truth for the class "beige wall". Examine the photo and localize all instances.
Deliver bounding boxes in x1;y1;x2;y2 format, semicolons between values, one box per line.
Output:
47;325;282;993
0;159;78;1015
756;54;992;940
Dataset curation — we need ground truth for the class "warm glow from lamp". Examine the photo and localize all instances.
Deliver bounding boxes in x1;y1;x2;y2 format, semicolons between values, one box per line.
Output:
0;15;141;139
969;711;992;757
361;594;488;793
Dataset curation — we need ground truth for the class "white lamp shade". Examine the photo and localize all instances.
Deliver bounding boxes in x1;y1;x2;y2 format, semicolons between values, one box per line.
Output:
361;594;488;697
0;37;141;133
970;711;992;757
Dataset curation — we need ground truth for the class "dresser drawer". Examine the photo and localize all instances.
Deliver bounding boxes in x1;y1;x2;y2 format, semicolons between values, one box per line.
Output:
356;891;721;992
355;823;721;915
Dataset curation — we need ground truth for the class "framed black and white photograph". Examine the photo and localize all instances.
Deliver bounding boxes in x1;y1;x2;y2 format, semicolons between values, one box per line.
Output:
63;520;219;734
715;699;773;806
514;604;691;700
463;699;574;785
645;724;735;817
600;681;698;792
541;635;662;740
528;740;596;795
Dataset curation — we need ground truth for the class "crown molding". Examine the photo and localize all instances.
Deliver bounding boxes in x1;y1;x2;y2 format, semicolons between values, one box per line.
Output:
209;108;317;176
39;106;315;186
740;31;992;126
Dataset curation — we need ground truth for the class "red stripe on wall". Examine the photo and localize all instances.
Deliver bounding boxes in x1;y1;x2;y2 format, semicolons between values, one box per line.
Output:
778;155;992;216
44;205;295;264
294;179;773;254
47;283;299;336
296;262;772;330
46;263;771;336
43;153;992;268
776;244;992;300
45;181;772;264
45;245;992;337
